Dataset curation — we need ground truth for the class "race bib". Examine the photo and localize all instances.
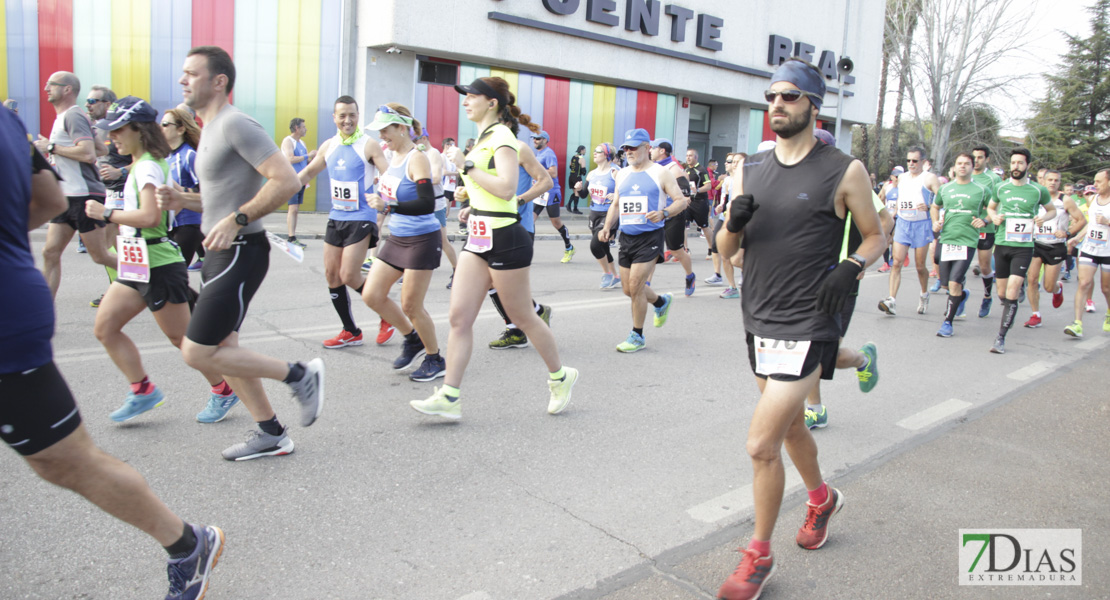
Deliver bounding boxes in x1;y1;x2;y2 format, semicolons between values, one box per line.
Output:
1004;218;1033;243
331;180;359;212
898;198;917;219
941;243;968;262
116;236;150;283
265;230;304;263
1087;224;1109;247
463;215;493;253
1035;220;1058;243
589;184;609;204
753;336;812;377
619;196;648;227
533;191;550;206
106;190;125;210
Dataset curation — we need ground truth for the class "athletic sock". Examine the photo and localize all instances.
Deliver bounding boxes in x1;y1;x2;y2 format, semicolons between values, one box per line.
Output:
857;354;871;371
999;298;1018;337
257;415;284;436
283;362;305;384
808;482;829;506
946;293;960;323
404;330;420;344
549;367;566;381
747;538;771;557
329;286;358;333
164;522;198;559
983;275;995;297
632;327;644;337
808;403;824;413
558;225;571;249
652;296;667;308
489;289;511;326
534;301;542;315
443;385;460;401
211;380;233;396
130;376;153;396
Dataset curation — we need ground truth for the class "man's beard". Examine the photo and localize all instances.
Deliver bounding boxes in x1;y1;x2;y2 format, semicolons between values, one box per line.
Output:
1011;168;1026;180
769;109;812;140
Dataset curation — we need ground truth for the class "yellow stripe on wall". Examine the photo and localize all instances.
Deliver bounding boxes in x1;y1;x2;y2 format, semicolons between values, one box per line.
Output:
110;0;151;100
490;67;518;99
591;84;616;160
275;0;321;210
0;6;8;101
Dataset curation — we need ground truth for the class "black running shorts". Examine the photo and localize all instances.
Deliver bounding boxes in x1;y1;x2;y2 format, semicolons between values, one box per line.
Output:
186;232;269;346
618;229;665;268
325;219;379;248
0;361;82;456
116;261;191;312
745;332;837;382
993;245;1033;280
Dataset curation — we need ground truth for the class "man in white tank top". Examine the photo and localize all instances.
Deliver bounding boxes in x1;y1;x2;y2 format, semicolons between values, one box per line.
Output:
879;146;940;316
1025;170;1086;328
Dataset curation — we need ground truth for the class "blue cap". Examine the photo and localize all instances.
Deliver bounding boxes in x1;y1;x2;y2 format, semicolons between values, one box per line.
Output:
650;138;671;148
95;96;159;130
531;130;550;141
769;59;826;111
814;128;836;145
621;128;651;149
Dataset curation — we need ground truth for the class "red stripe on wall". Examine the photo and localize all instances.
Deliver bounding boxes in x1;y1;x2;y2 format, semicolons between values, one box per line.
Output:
635;90;658;139
762;111;774;142
192;0;235;55
38;0;74;137
542;76;569;202
425;84;459;153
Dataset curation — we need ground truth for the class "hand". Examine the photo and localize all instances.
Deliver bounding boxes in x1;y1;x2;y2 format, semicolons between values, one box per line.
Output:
971;217;985;228
606;193;616;202
932;221;942;233
992;214;1003;226
815;259;863;315
444;146;464;168
1034;216;1045;227
458;207;471;221
574;181;583;191
307;150;317;161
1055;229;1067;239
84;199;105;220
646;210;665;223
1067;237;1080;251
99;164;124;181
366;193;385;211
155;184;185;212
726;194;759;233
599;228;611;243
203;214;242;252
915;203;927;212
33;135;50;153
454;187;469;202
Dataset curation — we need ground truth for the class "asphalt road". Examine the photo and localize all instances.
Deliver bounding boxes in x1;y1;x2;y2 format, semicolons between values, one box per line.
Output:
2;225;1106;600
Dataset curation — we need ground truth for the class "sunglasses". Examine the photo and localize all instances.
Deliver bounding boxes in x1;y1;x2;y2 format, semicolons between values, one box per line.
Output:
46;81;67;87
161;122;181;128
906;159;920;163
85;98;107;105
763;89;819;104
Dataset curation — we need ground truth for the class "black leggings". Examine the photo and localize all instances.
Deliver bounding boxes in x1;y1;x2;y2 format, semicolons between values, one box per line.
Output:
170;224;206;265
589;211;614;262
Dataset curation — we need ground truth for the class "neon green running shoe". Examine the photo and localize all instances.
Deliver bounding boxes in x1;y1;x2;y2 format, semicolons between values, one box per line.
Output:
856;342;879;393
616;331;646;353
653;293;673;327
561;246;576;263
805;406;828;429
1104;311;1110;333
547;366;578;414
410;386;461;420
1064;320;1084;338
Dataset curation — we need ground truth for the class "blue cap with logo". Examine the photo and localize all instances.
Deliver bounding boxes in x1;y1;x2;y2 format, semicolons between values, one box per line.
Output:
531;130;550;141
95;96;159;131
621;128;651;149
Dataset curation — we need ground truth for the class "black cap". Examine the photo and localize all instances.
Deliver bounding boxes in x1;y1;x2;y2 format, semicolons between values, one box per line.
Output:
454;79;507;109
95;96;158;131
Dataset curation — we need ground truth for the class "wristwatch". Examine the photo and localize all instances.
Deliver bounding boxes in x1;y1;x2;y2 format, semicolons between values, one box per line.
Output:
462;160;475;175
102;207;114;223
848;253;866;267
47;142;56;154
662;208;670;219
233;210;249;227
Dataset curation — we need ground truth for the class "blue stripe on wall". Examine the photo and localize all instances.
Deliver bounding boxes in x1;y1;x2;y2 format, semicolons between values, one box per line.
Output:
8;0;39;136
313;0;341;209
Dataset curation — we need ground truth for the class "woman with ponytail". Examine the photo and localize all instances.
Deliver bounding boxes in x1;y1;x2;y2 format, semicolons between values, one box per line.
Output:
410;77;578;419
575;142;621;289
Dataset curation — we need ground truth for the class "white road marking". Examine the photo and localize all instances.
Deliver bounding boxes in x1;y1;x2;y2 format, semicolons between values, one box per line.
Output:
687;471;804;523
457;593;492;600
1006;361;1055;382
1075;337;1109;351
896;399;972;431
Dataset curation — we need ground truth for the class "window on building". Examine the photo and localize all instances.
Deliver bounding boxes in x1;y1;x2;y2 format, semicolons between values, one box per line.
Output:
689;102;711;134
419;61;458;86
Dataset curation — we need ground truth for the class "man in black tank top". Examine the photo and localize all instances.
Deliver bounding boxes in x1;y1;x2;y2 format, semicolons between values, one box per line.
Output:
713;59;887;600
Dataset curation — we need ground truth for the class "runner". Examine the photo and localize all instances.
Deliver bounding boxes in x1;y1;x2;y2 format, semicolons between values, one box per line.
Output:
410;76;577;419
1;108;223;599
876;166;904;273
984;148;1055;353
706;152;742;299
362;103;446;382
930;152;990;338
650;138;698;296
1064;169;1110;338
879;146;939;316
971;145;1004;316
163;108;207;273
415;131;459;289
156;45;324;460
598;128;688;353
281;117;315;248
531;130;575;262
684;147;714;271
86;85;124;308
295;96;389;350
1025;169;1085;328
575;142;621;289
714;59;885;600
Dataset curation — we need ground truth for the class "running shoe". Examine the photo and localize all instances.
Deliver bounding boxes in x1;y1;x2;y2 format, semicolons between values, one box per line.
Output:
1062;269;1071;281
1064;320;1084;338
538;304;552;327
704;273;724;285
287;237;306;248
1105;311;1110;333
1086;299;1096;313
857;343;879;392
90;294;103;308
221;427;294;461
446;270;454;290
76;239;87;253
1024;314;1042;328
196;391;240;423
804;406;828;429
410;386;461;420
323;329;363;349
547;366;578;414
561;246;576;263
972;263;981;276
877;262;891;273
607;276;622;289
929;279;942;293
489;328;529;349
685;273;696;296
616;331;646;353
903;256;910;267
929;268;938;278
878;297;896;316
110;387;166;422
717;548;775;600
979;296;992;318
410;353;446;382
288;358;324;427
990;336;1006;354
917;292;929;314
796;486;844;549
1052;282;1064;309
600;273;615;289
165;524;224;600
955;290;969;320
186;258;204;272
361;257;373;273
937;321;954;337
393;336;426;369
664;251;674;262
653;293;673;327
1018;282;1027;304
720;287;740;299
376;319;396;345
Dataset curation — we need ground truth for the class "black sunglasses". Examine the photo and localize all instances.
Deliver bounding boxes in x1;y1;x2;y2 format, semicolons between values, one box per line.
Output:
906;159;920;163
161;122;182;128
85;98;106;105
764;89;819;104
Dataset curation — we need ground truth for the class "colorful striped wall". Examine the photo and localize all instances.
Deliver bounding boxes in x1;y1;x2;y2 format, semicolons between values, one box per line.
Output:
2;0;337;211
414;59;678;200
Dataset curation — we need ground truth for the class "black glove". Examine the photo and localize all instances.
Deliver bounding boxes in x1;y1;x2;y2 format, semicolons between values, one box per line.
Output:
815;259;863;315
726;194;759;233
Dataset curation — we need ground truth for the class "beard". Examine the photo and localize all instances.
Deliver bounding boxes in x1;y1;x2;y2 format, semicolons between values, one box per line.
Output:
1011;168;1026;180
769;108;812;140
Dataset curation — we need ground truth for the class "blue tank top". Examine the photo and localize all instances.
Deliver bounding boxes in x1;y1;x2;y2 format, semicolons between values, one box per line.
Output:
325;135;378;223
587;166;618;212
291;138;308;174
616;164;666;235
517;163;535;234
169;143;202;226
381;149;440;237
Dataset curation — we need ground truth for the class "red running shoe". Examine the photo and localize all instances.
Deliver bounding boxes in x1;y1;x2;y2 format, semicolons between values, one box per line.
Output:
717;548;775;600
903;256;910;267
376;319;396;345
1052;282;1064;309
796;486;844;549
1024;314;1042;328
877;263;891;273
323;329;363;349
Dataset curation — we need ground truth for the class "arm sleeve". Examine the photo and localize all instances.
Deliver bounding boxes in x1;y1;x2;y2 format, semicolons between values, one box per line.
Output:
390;178;436;215
676;176;692;198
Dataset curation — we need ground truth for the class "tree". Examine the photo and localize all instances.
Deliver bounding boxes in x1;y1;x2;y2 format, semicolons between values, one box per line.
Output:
872;0;918;173
887;0;921;173
1025;0;1110;180
945;103;1005;166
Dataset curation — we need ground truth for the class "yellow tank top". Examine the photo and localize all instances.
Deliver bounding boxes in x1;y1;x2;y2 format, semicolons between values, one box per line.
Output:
461;123;520;229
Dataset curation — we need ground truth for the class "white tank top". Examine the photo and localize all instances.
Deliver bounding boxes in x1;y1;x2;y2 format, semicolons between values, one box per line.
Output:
1082;196;1110;257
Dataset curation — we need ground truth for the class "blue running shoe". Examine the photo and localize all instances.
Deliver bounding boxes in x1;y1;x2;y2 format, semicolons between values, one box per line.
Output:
955;290;969;320
616;331;646;353
196;392;240;423
653;292;674;327
685;273;696;296
929;279;943;293
165;524;224;600
186;258;204;272
410;353;446;382
600;273;614;289
937;321;954;337
978;296;992;318
393;335;426;370
110;387;165;422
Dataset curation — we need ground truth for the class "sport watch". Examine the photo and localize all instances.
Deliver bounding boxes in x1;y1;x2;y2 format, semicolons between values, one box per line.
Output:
47;142;56;154
233;210;249;227
462;160;475;175
848;253;867;267
102;207;114;223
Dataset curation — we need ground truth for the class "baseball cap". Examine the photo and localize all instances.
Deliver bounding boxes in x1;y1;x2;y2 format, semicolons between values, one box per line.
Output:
1084;185;1097;195
620;128;651;149
891;166;905;176
650;138;671;148
756;140;777;153
531;130;550;141
814;128;836;146
454;78;507;109
95;96;158;131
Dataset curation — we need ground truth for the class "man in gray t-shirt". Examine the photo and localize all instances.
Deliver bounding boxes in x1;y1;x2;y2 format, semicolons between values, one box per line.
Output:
156;46;325;463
